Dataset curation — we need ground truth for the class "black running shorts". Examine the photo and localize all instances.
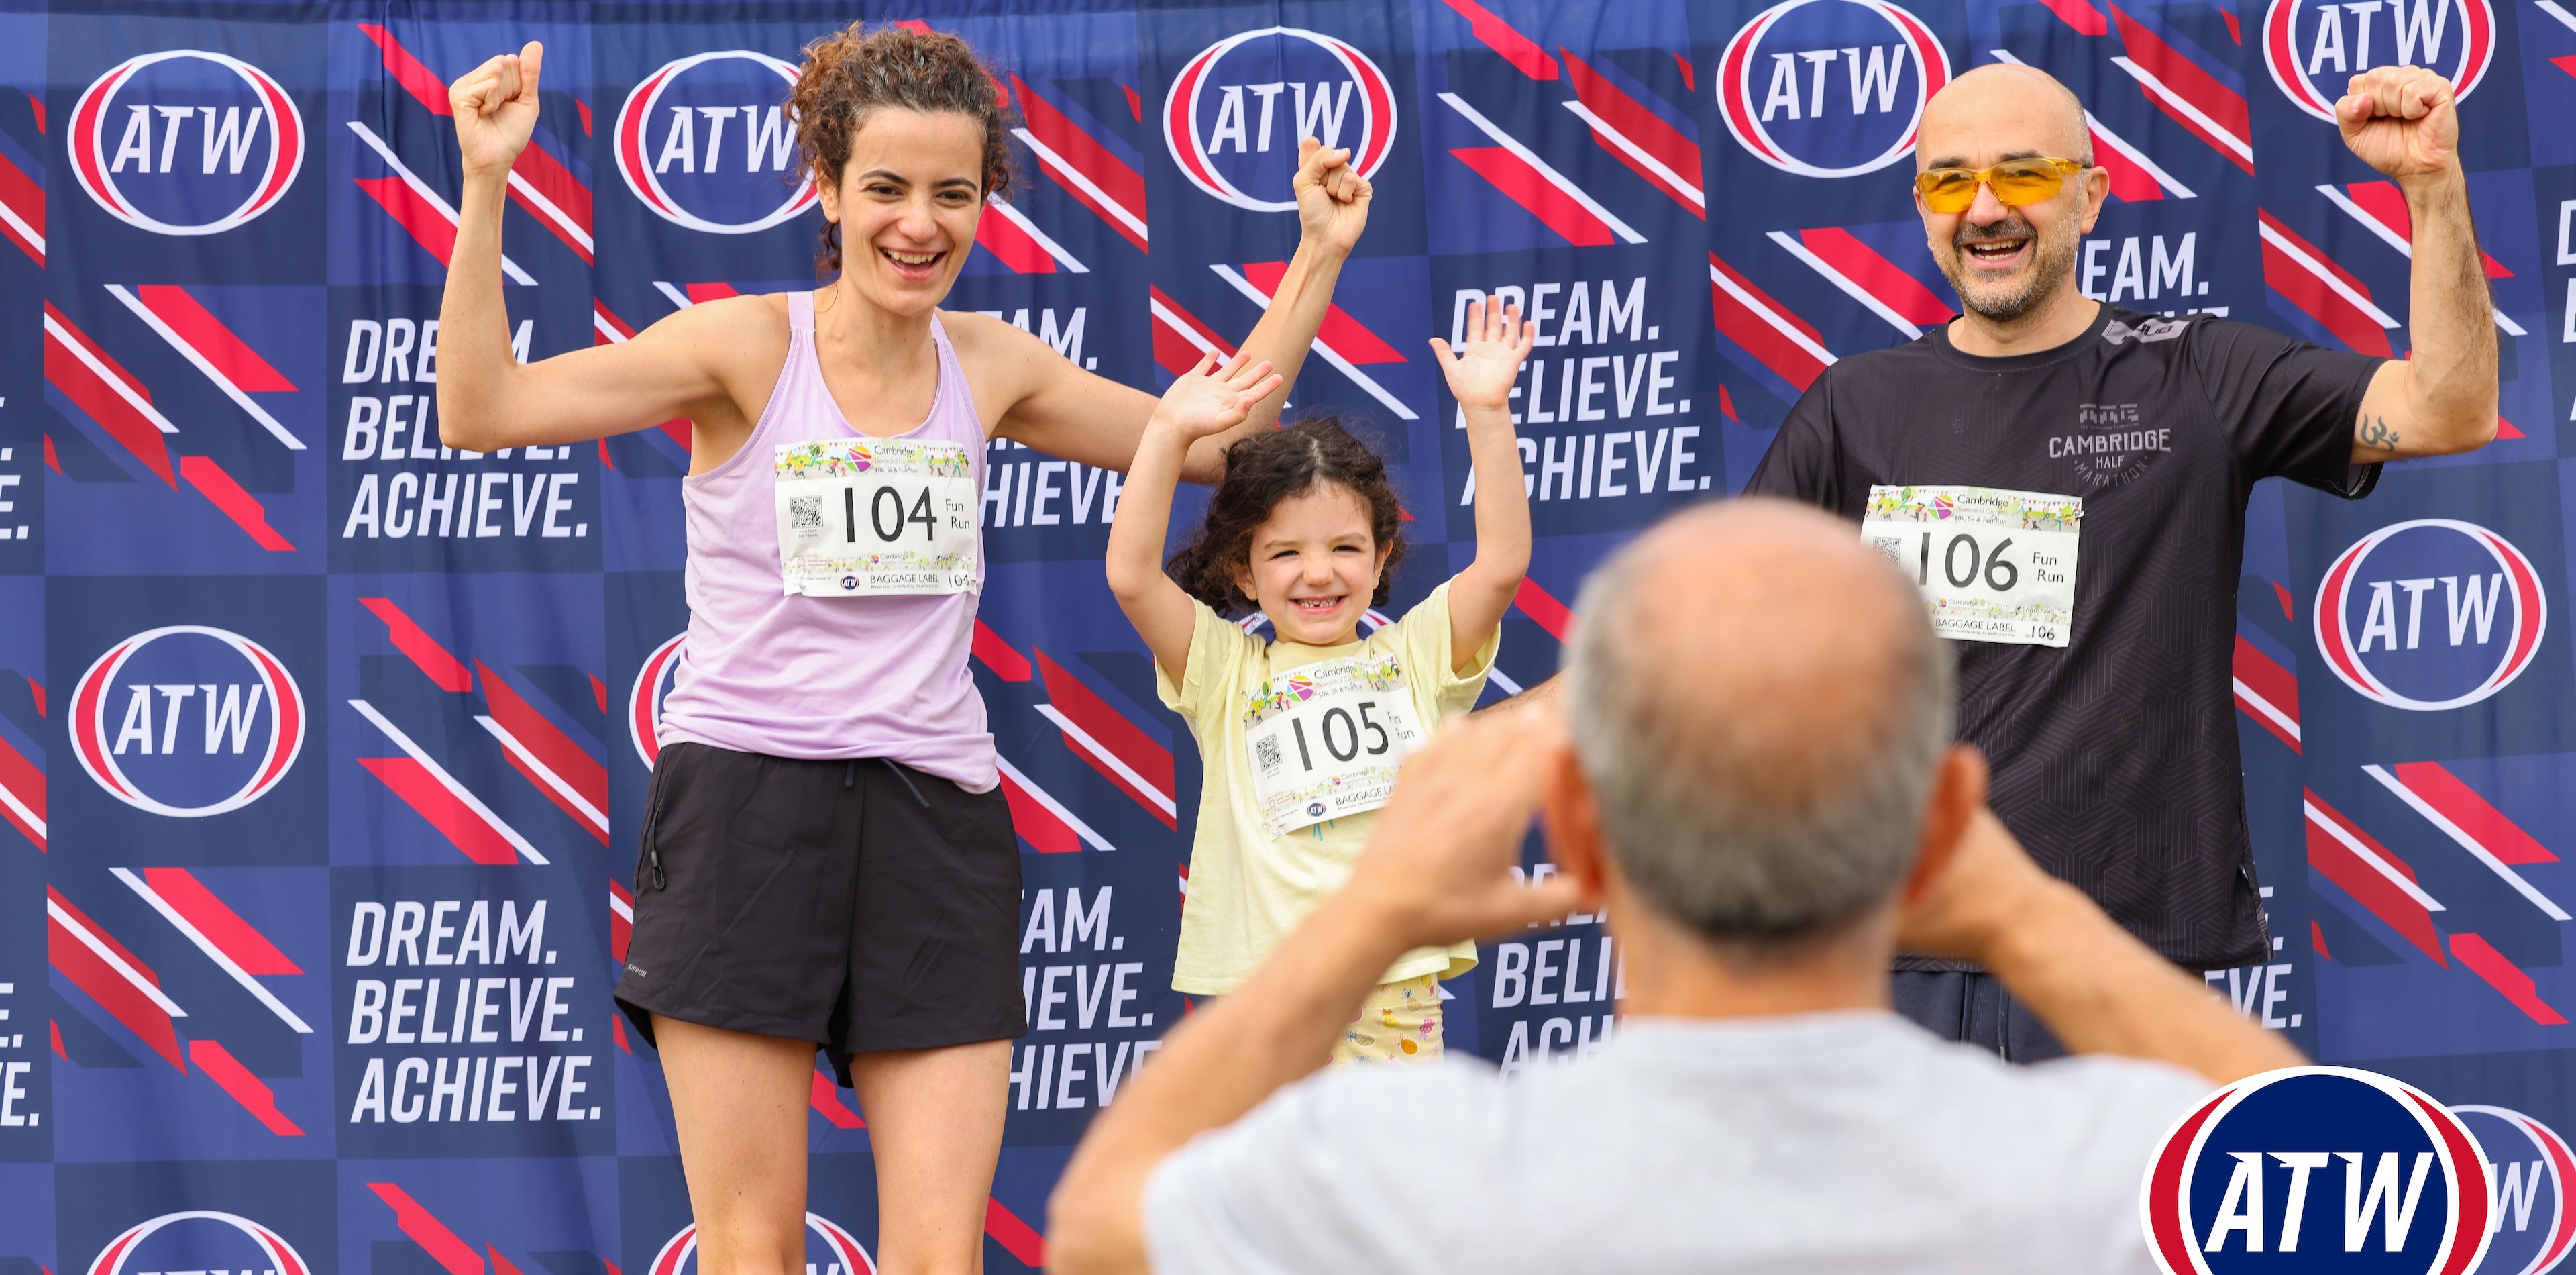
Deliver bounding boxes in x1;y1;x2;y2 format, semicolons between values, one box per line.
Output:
614;742;1027;1084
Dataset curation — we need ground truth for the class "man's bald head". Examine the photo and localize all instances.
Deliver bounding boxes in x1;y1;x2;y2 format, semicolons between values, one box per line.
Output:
1566;499;1953;952
1919;64;2092;170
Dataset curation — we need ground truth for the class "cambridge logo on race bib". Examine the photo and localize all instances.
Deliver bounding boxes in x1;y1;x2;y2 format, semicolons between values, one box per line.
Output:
1715;0;1949;178
614;50;818;234
70;625;307;817
68;50;305;235
86;1209;313;1275
2314;519;2545;712
2141;1066;2491;1275
2261;0;2493;123
1163;27;1396;213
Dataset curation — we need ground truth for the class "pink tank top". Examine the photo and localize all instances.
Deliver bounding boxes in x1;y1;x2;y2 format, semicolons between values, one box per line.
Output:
655;291;995;790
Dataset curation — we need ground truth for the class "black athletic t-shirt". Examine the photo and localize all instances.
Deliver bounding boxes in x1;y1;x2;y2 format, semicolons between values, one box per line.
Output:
1743;305;2384;970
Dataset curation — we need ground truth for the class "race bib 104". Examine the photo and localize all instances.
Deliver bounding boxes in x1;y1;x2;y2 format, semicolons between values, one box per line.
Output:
773;437;979;597
1242;654;1427;837
1864;484;2082;648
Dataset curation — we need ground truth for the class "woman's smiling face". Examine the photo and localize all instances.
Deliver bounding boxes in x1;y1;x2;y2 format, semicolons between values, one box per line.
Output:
816;107;985;315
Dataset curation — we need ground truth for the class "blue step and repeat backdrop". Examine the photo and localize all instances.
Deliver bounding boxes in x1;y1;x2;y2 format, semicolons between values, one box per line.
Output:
2;0;2575;1270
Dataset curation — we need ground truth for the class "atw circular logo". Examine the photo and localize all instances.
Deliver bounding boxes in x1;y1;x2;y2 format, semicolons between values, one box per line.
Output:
88;1210;311;1275
1163;27;1396;212
629;633;686;767
2453;1105;2576;1275
68;50;304;235
71;625;305;817
649;1213;872;1275
2315;518;2546;711
1716;0;1950;178
2143;1067;2491;1275
615;51;817;234
2261;0;2494;123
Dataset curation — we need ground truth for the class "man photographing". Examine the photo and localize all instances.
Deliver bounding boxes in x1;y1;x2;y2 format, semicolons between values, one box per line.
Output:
1529;62;2502;1056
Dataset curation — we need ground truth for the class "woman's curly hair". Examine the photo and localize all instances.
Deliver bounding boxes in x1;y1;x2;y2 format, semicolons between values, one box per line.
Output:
1166;419;1408;619
789;22;1019;276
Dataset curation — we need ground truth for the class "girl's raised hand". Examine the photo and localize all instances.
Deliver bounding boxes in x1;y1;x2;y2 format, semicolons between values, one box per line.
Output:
1429;296;1534;410
1150;352;1284;442
450;42;544;176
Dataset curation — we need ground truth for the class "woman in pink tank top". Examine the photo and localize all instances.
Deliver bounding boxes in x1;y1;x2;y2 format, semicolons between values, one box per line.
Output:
435;23;1370;1274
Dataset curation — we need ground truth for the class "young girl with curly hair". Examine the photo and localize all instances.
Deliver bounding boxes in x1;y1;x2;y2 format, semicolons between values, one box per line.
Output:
1107;299;1535;1062
437;21;1366;1273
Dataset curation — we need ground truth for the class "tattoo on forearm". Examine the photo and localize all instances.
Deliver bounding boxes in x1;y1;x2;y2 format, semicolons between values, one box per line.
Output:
2358;415;2400;452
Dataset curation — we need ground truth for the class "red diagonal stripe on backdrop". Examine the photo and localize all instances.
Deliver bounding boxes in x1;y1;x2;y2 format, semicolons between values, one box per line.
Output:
1448;147;1616;246
508;143;594;260
1796;229;1953;325
2258;211;2394;357
592;301;636;341
2304;790;2444;964
358;757;522;865
476;660;610;833
0;735;45;850
810;1069;865;1127
2450;933;2571;1024
2039;0;2112;34
48;887;184;1068
357;24;453;116
2231;635;2300;752
609;880;633;962
190;1038;305;1134
1437;0;1559;79
973;619;1034;682
974;206;1057;274
985;1198;1047;1268
133;286;295;392
1148;286;1237;376
2555;54;2576;80
1239;262;1405;363
2090;128;2167;203
1513;578;1575;642
359;597;474;692
1708;254;1831;393
997;769;1083;854
1559;48;1702;213
1036;651;1177;829
2107;5;2253;172
144;868;301;974
2261;210;2376;299
2341;181;2513;277
368;1182;487;1275
0;151;42;266
44;301;175;485
2392;761;2559;864
356;176;458;264
1010;75;1148;251
684;282;739;304
180;456;296;551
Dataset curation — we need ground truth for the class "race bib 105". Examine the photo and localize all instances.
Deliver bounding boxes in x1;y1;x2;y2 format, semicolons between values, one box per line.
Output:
1242;654;1426;837
1864;484;2082;648
773;437;979;597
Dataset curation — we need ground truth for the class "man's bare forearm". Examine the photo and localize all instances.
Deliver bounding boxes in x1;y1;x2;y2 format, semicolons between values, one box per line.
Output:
2396;169;2498;451
1980;880;2302;1084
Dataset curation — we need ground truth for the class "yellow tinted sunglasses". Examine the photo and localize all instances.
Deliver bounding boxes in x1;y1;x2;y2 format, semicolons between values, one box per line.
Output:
1913;157;2087;214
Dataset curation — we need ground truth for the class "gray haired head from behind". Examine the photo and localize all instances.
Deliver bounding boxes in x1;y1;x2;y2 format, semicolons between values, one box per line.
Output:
1564;500;1953;958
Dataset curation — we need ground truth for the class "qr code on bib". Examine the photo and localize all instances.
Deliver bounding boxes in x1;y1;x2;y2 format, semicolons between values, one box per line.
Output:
1254;735;1283;775
789;495;824;532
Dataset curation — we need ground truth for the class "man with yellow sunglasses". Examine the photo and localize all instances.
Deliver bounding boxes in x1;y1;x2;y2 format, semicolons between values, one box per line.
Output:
1737;61;2498;1060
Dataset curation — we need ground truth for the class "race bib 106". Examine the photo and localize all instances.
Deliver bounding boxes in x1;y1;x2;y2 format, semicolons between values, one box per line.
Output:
1864;484;2082;648
1242;654;1427;837
773;437;979;597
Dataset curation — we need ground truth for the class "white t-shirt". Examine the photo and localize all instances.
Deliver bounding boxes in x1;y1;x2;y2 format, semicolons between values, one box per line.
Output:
1144;1012;2212;1274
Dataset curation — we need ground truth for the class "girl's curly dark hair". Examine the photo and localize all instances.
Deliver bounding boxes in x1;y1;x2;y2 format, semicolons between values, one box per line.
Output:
1167;419;1408;618
789;22;1020;276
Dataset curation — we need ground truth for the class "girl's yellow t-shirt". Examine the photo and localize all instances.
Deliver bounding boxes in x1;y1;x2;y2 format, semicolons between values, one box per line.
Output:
1157;580;1495;995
